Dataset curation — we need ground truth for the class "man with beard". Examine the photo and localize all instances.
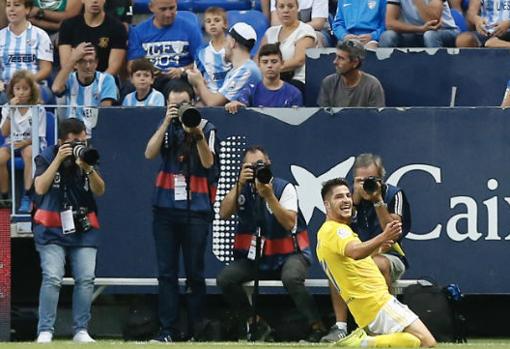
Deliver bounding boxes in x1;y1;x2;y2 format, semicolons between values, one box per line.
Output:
187;22;262;106
317;39;385;107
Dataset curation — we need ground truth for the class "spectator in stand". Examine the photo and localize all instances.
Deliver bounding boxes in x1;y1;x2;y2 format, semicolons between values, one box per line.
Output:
456;0;510;47
122;58;165;106
270;0;331;46
225;43;302;113
261;0;317;93
187;23;261;106
196;7;232;93
0;71;46;212
104;0;133;30
52;43;118;138
0;0;53;104
128;0;203;97
379;0;459;47
59;0;127;76
317;39;385;107
27;0;82;40
332;0;386;49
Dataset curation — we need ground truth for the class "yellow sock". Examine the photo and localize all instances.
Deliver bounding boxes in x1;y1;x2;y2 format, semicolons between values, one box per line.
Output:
364;332;421;347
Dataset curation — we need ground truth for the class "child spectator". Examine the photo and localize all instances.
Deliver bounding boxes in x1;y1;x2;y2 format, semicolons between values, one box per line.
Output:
225;43;302;113
0;0;53;104
196;7;232;93
0;70;46;212
122;58;164;107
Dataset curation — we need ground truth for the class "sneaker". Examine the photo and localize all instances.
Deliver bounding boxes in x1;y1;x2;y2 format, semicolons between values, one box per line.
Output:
36;331;53;343
247;319;274;342
73;330;95;343
321;324;348;343
149;333;173;343
18;195;31;213
333;327;367;347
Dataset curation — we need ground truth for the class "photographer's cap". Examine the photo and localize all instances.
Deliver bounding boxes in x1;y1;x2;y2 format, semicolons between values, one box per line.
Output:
228;22;257;50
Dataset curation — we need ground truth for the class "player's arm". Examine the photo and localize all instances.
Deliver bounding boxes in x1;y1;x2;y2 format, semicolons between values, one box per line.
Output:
344;221;402;260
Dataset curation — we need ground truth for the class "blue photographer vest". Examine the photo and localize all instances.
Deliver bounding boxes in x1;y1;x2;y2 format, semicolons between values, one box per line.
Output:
351;184;411;268
32;146;101;247
152;119;219;216
233;177;312;271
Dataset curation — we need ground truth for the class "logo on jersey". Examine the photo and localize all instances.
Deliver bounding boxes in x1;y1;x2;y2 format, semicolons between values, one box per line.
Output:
98;37;110;48
368;0;376;9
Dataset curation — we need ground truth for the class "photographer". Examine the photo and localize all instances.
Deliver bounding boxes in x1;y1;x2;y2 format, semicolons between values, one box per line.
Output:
322;153;411;343
217;145;326;342
144;82;219;342
33;119;105;344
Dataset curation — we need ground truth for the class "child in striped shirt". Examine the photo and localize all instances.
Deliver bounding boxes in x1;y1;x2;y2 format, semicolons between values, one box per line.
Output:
122;58;165;107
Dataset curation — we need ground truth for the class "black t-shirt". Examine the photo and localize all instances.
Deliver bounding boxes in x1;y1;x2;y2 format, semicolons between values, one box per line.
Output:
59;13;128;72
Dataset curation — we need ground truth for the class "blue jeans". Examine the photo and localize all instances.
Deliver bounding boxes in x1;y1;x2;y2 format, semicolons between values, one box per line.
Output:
36;243;97;334
152;208;209;338
379;29;459;47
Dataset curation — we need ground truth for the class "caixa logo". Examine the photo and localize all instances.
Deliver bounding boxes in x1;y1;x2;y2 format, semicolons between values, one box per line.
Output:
292;158;509;242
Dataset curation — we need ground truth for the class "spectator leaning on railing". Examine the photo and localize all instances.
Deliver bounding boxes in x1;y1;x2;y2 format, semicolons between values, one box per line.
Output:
58;0;127;76
225;43;303;114
127;0;203;97
379;0;459;47
0;0;53;104
317;39;385;107
52;43;118;138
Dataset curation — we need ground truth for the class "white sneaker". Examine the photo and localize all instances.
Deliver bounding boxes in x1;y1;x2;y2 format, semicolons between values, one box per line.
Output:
73;330;96;343
36;331;53;343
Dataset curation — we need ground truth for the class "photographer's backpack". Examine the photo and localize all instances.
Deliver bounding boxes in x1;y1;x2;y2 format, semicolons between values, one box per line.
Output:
401;282;467;343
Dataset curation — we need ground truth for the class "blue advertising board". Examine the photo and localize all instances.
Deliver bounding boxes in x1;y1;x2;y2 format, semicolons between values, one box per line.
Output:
92;106;510;294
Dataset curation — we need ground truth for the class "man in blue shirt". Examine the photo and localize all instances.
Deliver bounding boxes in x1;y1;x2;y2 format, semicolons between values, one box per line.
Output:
224;43;303;113
128;0;203;96
52;43;118;138
379;0;459;47
187;22;262;106
332;0;386;48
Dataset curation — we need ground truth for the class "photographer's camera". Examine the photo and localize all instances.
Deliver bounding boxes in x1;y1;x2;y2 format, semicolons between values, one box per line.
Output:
250;160;273;184
363;176;380;194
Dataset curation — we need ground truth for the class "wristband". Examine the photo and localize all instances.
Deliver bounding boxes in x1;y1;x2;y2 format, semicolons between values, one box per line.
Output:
373;200;386;208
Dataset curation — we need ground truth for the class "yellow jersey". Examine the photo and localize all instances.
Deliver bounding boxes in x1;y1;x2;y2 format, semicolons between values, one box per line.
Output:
316;220;392;328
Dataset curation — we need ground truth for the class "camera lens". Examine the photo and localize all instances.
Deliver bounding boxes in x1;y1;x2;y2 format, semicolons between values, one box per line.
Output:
363;177;378;194
179;105;201;128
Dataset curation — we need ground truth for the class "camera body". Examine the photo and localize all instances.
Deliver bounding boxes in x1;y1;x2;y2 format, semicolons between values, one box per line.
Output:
74;207;92;232
363;176;381;194
170;104;202;128
249;160;272;184
59;141;100;167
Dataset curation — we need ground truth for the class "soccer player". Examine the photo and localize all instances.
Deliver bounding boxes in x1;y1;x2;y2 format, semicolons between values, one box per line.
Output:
122;58;164;107
316;178;436;347
52;42;118;138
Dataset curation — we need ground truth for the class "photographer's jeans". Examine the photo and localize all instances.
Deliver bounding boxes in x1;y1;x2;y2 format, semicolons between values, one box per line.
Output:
152;209;209;338
36;243;97;334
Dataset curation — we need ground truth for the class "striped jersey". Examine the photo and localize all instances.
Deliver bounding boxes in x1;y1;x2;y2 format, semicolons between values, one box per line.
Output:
56;71;117;136
122;88;165;106
218;59;262;102
0;23;53;83
196;41;232;92
0;104;46;148
481;0;510;27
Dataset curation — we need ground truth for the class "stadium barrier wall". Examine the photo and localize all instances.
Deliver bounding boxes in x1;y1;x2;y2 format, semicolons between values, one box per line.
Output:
82;106;510;295
305;48;510;107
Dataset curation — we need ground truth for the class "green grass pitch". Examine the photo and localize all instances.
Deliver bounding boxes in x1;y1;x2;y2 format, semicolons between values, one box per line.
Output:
1;339;510;348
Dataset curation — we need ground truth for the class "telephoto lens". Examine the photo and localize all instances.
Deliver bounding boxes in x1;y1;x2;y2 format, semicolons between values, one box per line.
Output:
71;142;100;166
178;105;201;128
362;176;379;194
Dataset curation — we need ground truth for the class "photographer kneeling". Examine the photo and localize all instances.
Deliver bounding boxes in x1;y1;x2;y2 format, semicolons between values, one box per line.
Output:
145;82;219;343
33;119;105;344
217;145;326;342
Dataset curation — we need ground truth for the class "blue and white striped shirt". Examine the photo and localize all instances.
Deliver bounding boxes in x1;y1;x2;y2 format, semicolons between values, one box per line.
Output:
481;0;510;27
196;42;232;93
56;71;117;136
122;88;165;106
0;23;53;83
218;59;262;102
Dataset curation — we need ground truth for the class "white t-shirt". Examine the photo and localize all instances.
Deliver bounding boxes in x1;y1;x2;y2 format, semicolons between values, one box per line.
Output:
264;22;317;83
279;183;298;212
270;0;329;23
0;105;46;147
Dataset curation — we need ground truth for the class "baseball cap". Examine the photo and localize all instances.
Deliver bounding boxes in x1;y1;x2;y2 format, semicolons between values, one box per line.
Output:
228;22;257;50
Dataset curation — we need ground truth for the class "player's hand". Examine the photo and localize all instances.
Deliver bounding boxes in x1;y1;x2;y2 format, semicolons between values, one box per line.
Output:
239;162;254;186
76;158;92;172
55;143;73;164
9;97;20;105
343;34;359;41
167;67;185;79
382;220;402;242
358;34;373;44
421;19;440;32
225;101;246;114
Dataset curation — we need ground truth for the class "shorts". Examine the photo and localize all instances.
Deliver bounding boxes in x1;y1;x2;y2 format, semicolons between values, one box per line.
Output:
382;253;406;282
366;296;418;335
